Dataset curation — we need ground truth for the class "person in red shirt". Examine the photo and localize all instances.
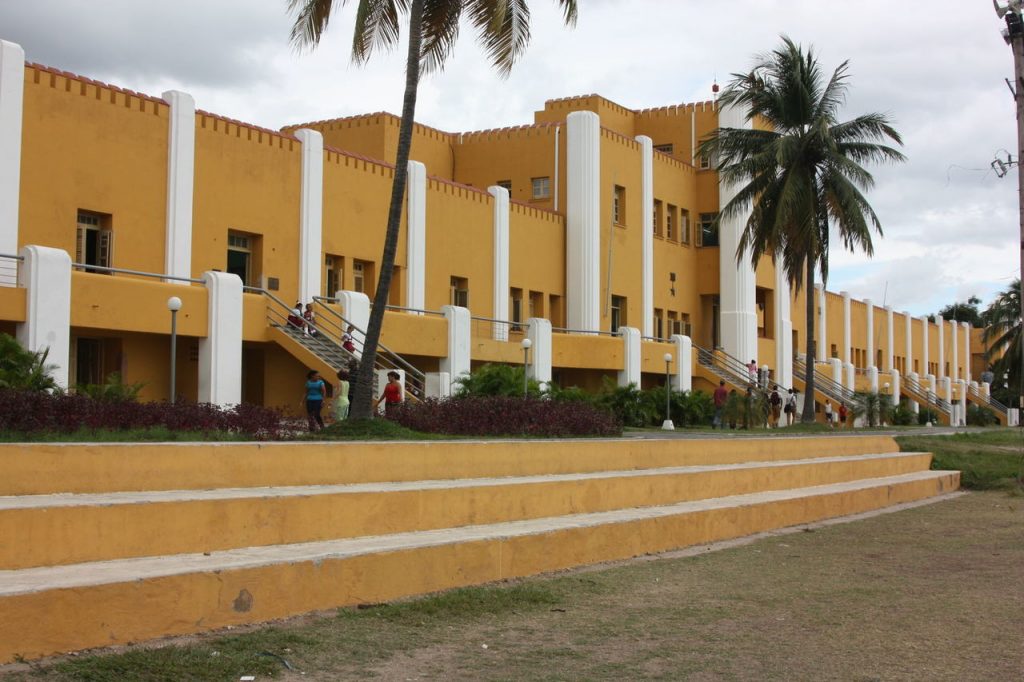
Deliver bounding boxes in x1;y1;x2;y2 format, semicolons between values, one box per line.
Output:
838;402;848;429
376;371;403;417
712;380;728;429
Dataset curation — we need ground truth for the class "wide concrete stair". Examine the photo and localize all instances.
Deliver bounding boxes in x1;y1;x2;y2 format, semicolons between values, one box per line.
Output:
0;436;958;662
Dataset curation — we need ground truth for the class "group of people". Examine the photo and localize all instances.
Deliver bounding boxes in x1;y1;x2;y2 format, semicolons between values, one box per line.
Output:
287;302;319;337
712;379;800;430
301;361;404;432
823;399;849;429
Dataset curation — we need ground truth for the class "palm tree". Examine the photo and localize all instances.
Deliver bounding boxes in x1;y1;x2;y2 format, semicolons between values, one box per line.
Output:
983;279;1021;400
288;0;577;419
699;37;904;423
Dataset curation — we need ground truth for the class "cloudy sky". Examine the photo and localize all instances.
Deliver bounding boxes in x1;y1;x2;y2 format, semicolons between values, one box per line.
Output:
0;0;1017;316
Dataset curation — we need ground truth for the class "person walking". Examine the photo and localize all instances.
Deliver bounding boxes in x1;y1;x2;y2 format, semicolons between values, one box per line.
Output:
824;400;834;428
747;359;758;384
303;369;326;432
375;370;403;417
333;367;351;420
785;389;797;426
712;380;728;429
838;402;848;429
769;385;782;428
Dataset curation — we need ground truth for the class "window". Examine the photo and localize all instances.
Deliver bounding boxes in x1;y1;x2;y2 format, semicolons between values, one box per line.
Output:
653;143;674;155
450;276;469;308
497;179;512;192
654;308;664;339
227;231;257;286
667;311;678;337
679;209;691;245
612;185;626;226
76;211;113;272
698;213;718;247
680;313;692;337
610;295;626;333
324;254;344;297
653;199;663;237
831;344;838;359
353;259;374;294
529;290;544;320
510;287;524;331
548;294;563;327
699;152;712;170
531;177;551;200
666;204;676;241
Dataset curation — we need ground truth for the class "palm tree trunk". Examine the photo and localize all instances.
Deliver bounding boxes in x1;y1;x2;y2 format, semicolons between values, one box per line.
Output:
801;256;817;423
350;0;424;420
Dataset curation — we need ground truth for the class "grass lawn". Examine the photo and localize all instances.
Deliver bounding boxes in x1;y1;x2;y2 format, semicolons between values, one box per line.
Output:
4;490;1021;681
897;428;1024;491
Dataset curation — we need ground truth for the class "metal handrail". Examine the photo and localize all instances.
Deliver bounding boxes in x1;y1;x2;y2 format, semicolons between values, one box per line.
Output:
966;382;1008;414
72;262;203;284
384;304;446;317
902;374;952;414
641;335;672;343
792;357;857;403
551;326;621;337
0;253;24;261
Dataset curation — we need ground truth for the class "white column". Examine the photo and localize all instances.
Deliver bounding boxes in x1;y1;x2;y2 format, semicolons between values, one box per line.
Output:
671;334;693;392
161;90;195;281
566;111;601;331
0;40;25;256
16;246;71;389
294;129;323;304
618;326;641;387
637;135;654;337
425;372;451;398
961;321;971;383
868;366;879;393
829;358;842;386
527;317;552;389
841;291;851;365
199;271;243;406
891;368;901;405
884;305;894;373
865;298;874;370
936;314;945;379
337;290;370;358
939;376;952;404
441;305;471;391
957;379;967;426
845;362;855;391
717;103;757;363
904;312;913;376
921;316;930;377
489;184;510;340
774;265;792;388
908;372;920;414
949;318;959;382
407;160;427;312
816;285;827;360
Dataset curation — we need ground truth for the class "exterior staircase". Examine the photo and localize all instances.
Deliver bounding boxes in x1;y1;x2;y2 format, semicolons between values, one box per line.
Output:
791;356;860;417
966;383;1009;426
0;435;959;662
901;374;953;425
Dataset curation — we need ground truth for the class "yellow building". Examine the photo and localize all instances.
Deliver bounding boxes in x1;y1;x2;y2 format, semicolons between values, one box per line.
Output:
0;39;1006;425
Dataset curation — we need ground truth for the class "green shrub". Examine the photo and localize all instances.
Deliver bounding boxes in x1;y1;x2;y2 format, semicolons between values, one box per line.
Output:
918;408;939;425
722;389;769;429
853;391;893;427
966;404;997;426
0;333;58;392
76;371;144;402
597;379;658;428
890;399;916;426
455;363;543;398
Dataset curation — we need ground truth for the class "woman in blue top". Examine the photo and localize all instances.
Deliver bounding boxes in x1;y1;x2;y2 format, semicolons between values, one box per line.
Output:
303;369;326;432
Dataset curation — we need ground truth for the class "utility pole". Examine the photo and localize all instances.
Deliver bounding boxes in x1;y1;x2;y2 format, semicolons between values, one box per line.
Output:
995;0;1024;412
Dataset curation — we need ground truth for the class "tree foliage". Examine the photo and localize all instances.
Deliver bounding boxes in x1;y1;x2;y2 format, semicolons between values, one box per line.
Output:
930;295;983;327
982;279;1021;401
699;37;904;423
0;333;58;392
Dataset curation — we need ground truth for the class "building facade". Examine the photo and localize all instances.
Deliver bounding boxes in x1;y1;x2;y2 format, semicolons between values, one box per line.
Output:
0;39;994;421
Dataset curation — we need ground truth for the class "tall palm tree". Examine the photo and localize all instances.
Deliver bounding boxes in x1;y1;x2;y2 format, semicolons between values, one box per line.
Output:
699;37;905;423
983;279;1021;399
288;0;577;419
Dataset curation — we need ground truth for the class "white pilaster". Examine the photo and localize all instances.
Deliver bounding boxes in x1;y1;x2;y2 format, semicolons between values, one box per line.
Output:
774;265;793;388
865;299;874;371
936;314;945;379
671;334;693;392
425;372;451;399
441;305;471;390
921;316;930;376
637;135;654;337
844;362;855;391
891;368;901;406
949;318;958;382
16;245;71;389
868;365;879;393
829;358;842;386
0;41;24;257
566;111;601;331
407;160;427;311
161;90;195;281
908;372;920;414
939;376;952;405
489;184;510;340
717;103;757;363
841;291;851;365
617;326;641;388
885;306;894;373
817;285;827;359
294;129;323;304
199;271;243;406
527;317;553;389
961;321;971;383
337;290;370;358
957;379;967;426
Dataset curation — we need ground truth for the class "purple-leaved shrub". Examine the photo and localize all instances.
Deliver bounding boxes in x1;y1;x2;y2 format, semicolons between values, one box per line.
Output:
390;396;622;437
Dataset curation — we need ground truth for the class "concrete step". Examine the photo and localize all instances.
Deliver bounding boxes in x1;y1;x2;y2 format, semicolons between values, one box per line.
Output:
0;470;959;663
0;436;906;495
0;452;934;569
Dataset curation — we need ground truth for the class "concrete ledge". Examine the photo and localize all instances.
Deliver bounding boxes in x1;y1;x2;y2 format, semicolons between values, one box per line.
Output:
0;470;959;662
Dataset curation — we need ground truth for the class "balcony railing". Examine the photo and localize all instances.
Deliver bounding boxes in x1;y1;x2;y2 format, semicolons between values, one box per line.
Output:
0;253;22;288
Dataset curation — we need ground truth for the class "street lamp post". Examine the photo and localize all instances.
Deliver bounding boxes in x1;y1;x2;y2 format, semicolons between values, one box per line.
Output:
520;338;533;397
167;296;182;403
994;0;1024;412
662;352;675;431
